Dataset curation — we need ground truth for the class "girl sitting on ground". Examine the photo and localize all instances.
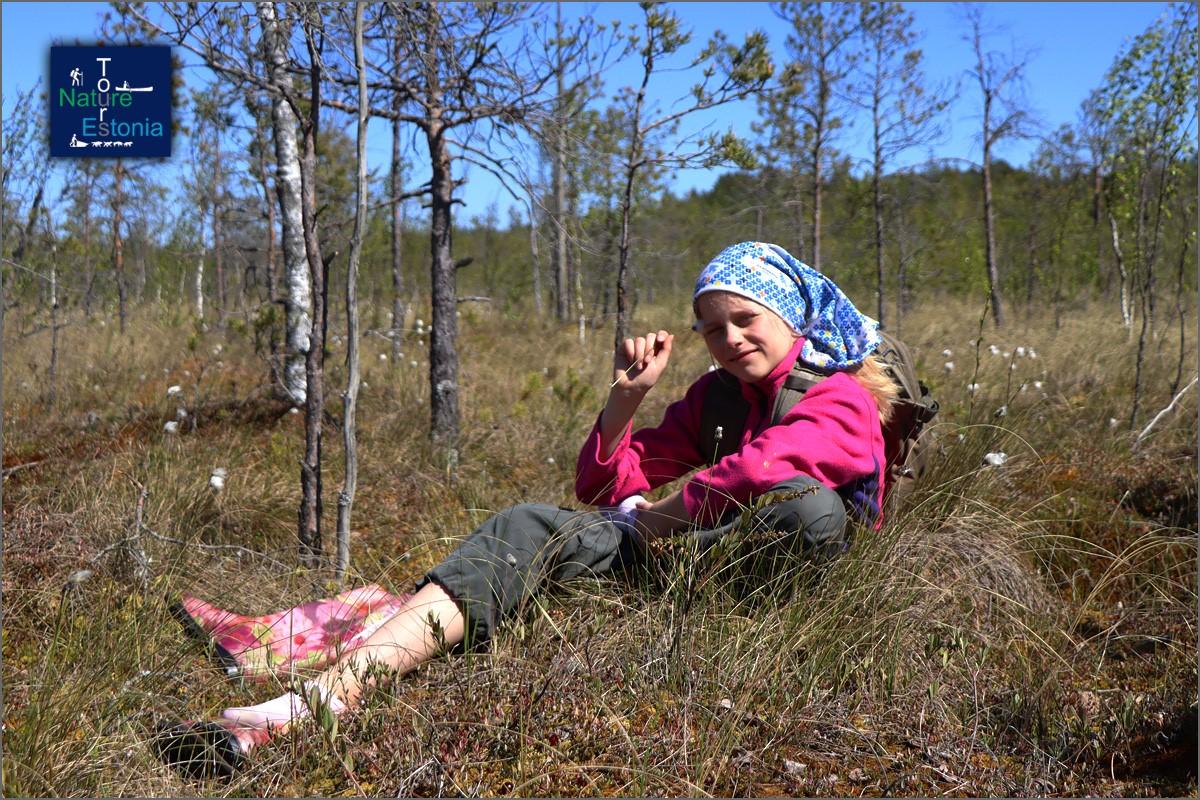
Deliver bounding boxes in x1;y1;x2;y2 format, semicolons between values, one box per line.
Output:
158;241;897;775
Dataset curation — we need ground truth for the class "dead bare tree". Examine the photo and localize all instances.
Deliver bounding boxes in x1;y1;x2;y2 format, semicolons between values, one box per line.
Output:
334;3;368;584
856;2;947;328
963;6;1035;329
111;160;128;334
389;54;407;364
763;1;860;272
610;2;772;348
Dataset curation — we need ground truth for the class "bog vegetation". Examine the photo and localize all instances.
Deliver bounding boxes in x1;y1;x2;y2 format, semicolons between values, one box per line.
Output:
2;2;1196;797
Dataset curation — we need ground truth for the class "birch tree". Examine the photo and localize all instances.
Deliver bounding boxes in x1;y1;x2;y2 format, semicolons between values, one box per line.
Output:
120;3;313;405
121;2;334;564
1090;2;1197;426
256;3;313;408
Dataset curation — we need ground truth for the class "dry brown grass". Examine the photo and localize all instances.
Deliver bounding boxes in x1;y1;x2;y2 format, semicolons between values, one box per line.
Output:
3;295;1195;796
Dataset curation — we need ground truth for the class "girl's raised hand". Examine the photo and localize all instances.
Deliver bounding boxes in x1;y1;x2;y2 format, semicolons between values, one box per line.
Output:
612;330;674;394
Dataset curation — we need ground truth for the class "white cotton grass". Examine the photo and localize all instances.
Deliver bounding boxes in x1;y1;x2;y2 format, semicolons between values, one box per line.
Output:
209;467;228;492
176;407;188;420
1015;346;1026;357
163;421;180;434
983;452;1008;467
379;353;388;361
942;349;953;358
967;383;981;394
944;361;955;372
988;344;1000;355
166;385;182;397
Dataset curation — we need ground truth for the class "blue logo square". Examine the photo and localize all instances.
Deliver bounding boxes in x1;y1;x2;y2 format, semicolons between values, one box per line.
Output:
50;45;172;158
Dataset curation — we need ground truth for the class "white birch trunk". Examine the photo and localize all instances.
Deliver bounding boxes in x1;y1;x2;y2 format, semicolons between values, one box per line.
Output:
257;1;310;404
194;253;204;320
1108;210;1133;329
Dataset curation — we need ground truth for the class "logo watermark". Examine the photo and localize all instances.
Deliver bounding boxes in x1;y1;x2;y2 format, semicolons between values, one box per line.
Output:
50;45;172;158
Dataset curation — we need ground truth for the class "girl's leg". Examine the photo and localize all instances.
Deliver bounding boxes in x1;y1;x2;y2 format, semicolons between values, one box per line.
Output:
221;503;628;732
220;580;463;729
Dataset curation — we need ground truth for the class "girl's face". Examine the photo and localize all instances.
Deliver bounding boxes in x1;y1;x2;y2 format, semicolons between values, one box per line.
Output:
694;292;798;383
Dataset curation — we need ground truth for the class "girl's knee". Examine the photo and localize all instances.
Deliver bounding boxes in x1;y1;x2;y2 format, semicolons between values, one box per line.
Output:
754;478;847;550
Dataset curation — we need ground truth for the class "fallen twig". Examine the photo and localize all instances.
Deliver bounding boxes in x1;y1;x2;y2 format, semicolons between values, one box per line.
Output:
1134;375;1197;450
2;460;44;479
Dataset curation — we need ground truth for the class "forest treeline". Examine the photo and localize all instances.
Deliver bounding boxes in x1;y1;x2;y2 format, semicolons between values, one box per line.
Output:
2;3;1195;564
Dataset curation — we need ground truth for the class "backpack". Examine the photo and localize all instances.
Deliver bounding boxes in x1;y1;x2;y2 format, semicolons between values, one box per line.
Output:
697;331;939;509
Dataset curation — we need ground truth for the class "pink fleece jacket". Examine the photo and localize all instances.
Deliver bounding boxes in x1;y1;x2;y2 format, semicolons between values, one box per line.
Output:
575;337;886;527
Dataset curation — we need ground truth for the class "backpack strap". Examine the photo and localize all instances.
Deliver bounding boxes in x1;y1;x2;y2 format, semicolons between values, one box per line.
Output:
698;369;750;465
875;331;921;402
770;361;831;426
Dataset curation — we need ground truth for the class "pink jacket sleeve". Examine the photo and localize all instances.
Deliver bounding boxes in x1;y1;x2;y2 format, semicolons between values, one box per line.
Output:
680;372;885;526
574;376;711;507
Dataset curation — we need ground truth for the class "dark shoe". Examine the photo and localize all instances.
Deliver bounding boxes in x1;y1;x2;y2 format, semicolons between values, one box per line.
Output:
166;597;241;678
153;719;252;779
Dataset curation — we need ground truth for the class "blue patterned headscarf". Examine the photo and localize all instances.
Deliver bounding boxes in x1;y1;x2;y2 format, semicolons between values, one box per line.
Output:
693;241;880;370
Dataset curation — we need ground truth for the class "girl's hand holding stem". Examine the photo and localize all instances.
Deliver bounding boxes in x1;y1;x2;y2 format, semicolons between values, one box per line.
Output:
599;330;692;540
600;331;674;458
610;330;674;394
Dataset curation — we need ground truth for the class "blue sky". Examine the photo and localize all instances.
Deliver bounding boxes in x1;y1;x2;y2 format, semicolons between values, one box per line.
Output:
1;2;1174;223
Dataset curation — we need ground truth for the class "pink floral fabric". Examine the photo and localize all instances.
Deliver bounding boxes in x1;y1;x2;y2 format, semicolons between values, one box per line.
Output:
178;583;410;680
